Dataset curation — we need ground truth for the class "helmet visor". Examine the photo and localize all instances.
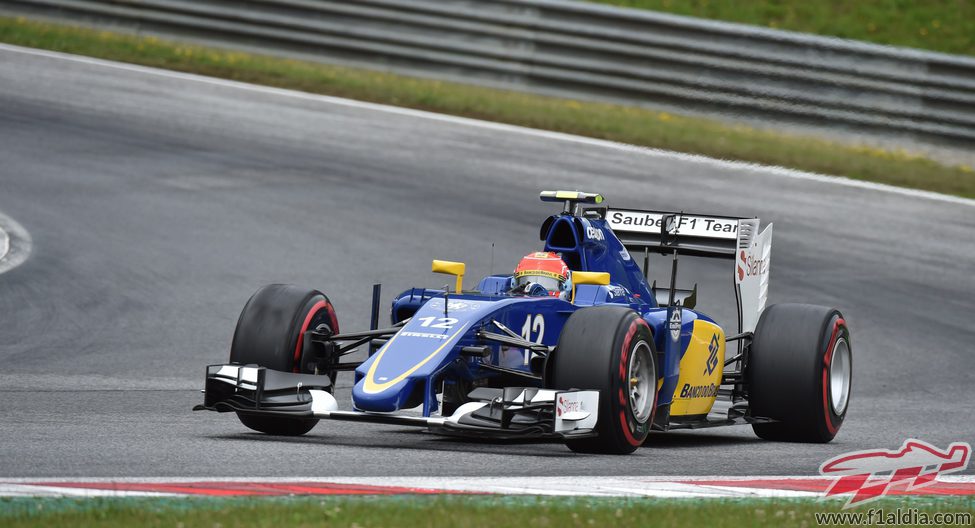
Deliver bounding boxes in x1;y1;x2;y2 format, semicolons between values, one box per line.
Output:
515;274;564;292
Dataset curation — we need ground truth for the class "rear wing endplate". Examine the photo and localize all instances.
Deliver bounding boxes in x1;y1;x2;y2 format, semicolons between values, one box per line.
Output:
600;208;773;333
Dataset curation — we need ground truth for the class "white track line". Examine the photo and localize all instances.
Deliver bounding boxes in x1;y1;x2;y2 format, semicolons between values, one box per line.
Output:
4;475;971;483
0;209;31;275
0;225;7;263
2;43;972;209
329;476;821;498
2;476;972;498
0;484;175;498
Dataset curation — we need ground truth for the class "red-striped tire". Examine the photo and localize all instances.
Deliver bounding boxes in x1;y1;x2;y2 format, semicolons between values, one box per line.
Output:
747;304;851;443
229;284;339;436
547;306;658;454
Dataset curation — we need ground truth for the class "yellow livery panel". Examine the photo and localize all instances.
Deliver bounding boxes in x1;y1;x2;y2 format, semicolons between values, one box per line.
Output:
669;319;725;417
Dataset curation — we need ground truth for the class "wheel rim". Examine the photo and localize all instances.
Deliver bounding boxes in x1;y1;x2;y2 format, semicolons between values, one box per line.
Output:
292;300;332;372
628;341;655;423
829;337;851;416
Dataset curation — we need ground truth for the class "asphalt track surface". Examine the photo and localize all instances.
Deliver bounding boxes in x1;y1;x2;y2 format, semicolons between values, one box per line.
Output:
1;44;973;478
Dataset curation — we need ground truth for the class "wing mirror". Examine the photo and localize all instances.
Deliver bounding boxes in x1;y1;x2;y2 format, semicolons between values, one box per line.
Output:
432;260;466;293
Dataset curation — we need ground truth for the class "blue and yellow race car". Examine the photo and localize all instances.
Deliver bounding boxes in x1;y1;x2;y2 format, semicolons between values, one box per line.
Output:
196;191;852;454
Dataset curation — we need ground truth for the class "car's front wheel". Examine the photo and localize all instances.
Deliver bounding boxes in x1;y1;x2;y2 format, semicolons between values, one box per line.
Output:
547;306;658;454
229;284;339;436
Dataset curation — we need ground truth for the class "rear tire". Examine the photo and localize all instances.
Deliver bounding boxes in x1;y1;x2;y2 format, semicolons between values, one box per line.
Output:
229;284;339;436
747;303;851;443
547;306;657;454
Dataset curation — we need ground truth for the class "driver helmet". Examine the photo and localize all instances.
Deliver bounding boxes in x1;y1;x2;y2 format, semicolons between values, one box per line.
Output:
513;252;570;297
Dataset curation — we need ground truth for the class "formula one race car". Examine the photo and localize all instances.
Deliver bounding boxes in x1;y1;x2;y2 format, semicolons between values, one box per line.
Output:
195;191;852;454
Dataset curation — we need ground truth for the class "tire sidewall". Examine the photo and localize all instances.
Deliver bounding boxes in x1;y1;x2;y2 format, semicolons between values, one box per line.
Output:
230;284;338;373
228;284;338;436
611;315;656;449
549;306;657;453
285;294;339;373
819;313;851;439
748;303;851;442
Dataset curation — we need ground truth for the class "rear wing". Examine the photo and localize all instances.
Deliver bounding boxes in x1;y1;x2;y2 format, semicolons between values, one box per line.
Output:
604;208;742;259
598;208;773;334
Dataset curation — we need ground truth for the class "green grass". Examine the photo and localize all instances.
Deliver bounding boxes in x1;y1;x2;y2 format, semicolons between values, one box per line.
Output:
1;495;973;528
587;0;975;56
1;16;973;198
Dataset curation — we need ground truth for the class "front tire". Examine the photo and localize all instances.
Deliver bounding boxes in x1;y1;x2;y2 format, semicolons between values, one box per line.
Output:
229;284;339;436
747;303;851;443
547;306;658;454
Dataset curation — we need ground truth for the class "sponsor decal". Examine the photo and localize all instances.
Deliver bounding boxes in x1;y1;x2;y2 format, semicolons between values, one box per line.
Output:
733;220;772;334
668;309;681;341
609;286;627;298
513;269;565;281
585;225;605;241
401;331;449;340
429;298;488;312
736;249;769;282
556;395;581;417
608;210;738;239
703;334;720;376
819;439;972;508
678;383;717;399
619;248;631;261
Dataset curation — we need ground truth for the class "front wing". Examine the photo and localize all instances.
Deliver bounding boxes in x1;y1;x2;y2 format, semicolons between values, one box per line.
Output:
193;365;599;440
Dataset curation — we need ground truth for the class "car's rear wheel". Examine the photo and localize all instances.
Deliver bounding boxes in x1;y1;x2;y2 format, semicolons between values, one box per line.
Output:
547;306;657;454
747;303;851;442
229;284;339;436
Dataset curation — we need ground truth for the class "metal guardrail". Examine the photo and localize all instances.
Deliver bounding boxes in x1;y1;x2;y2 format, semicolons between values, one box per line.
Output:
5;0;975;144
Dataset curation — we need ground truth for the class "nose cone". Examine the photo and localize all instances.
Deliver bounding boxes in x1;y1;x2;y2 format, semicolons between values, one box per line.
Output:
352;322;468;412
353;298;482;412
